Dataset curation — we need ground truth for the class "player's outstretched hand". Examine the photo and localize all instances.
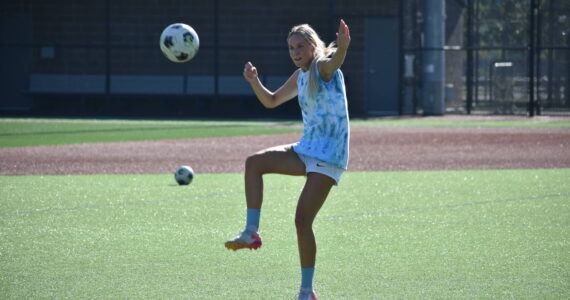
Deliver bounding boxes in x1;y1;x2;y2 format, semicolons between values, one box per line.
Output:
243;61;258;83
336;19;351;50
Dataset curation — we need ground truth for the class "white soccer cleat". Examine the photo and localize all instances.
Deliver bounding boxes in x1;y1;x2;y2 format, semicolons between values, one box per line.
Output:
224;230;262;251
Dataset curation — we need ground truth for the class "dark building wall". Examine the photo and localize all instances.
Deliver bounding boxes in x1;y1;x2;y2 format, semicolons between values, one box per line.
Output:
1;0;398;117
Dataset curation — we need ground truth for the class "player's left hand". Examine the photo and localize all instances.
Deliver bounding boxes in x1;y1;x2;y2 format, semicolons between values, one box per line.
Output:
336;19;351;50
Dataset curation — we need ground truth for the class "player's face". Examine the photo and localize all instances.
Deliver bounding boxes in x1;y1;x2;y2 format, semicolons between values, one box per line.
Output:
288;34;315;71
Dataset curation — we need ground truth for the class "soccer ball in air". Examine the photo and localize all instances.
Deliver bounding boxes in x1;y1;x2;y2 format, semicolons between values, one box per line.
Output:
160;23;199;63
174;166;194;185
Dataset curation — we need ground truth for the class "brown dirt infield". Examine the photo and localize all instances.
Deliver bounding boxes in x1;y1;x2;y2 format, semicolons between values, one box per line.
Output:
1;123;569;176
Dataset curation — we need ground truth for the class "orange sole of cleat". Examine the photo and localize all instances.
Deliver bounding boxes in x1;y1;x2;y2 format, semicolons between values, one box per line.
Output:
224;242;262;251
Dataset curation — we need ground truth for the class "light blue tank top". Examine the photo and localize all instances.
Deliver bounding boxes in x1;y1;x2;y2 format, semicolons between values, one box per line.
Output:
292;63;350;169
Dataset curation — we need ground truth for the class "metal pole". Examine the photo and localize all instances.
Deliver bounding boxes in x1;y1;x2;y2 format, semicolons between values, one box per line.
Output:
105;0;111;97
466;0;474;114
422;0;445;115
536;0;543;115
398;0;404;114
214;0;219;100
474;0;480;106
528;0;537;117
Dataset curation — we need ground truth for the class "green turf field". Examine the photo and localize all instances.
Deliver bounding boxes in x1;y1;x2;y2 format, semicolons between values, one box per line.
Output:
350;117;570;128
1;117;569;298
1;170;569;298
0;118;301;148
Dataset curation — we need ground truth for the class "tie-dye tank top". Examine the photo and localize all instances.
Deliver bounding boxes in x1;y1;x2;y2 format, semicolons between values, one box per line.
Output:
293;62;350;169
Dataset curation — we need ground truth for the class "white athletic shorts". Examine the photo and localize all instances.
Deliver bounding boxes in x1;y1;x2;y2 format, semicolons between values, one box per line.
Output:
295;152;345;185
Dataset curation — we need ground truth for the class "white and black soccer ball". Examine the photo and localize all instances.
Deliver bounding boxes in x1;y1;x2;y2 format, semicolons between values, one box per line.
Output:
174;166;194;185
160;23;199;63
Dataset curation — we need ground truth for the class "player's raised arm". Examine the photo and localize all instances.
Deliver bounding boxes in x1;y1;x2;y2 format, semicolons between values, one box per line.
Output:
243;61;299;109
319;19;351;81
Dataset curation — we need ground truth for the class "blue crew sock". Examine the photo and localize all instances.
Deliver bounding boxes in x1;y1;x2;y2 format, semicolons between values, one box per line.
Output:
301;267;315;290
245;208;260;232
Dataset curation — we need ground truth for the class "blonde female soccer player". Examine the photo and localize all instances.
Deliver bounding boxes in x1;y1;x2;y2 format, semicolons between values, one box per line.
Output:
225;19;350;300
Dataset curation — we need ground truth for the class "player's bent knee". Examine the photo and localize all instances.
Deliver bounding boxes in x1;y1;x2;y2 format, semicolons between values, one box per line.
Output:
295;214;313;232
245;154;262;173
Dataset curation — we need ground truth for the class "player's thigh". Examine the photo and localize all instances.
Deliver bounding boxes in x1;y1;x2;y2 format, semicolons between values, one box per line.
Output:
246;144;306;176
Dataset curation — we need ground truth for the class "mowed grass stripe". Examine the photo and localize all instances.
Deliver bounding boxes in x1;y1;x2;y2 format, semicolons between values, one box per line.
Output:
2;117;569;148
0;118;301;148
350;117;570;128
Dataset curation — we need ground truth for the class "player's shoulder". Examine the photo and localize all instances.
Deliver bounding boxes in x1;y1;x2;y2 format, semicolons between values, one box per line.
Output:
291;68;302;80
316;58;339;82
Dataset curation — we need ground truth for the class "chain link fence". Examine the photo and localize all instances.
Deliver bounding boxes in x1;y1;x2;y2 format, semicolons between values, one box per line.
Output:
402;0;569;116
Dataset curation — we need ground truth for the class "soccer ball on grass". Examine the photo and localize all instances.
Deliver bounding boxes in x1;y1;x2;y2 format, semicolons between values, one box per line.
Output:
160;23;200;63
175;166;194;185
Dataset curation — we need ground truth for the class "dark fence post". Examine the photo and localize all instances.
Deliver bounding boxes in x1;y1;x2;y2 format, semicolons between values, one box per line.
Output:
466;0;474;114
105;0;111;98
214;0;219;101
528;0;537;117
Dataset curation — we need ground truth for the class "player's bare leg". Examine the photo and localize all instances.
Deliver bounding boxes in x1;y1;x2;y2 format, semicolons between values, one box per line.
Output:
295;172;334;266
244;144;306;209
225;144;305;251
295;172;335;299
